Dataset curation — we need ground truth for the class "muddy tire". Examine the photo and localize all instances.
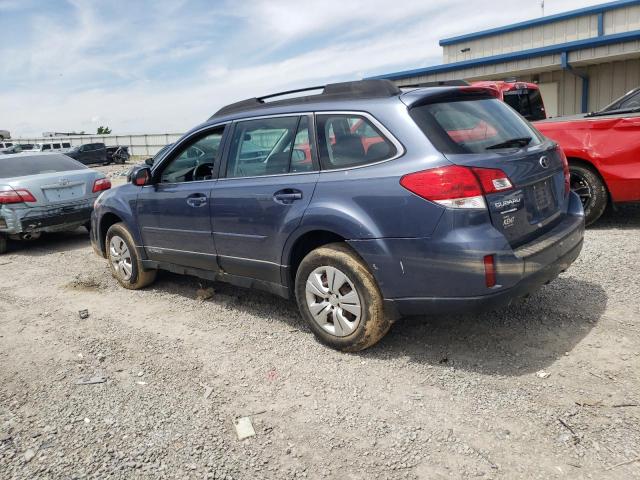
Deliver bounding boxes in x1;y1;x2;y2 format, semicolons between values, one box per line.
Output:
295;243;391;352
570;163;608;226
106;222;156;289
0;235;7;255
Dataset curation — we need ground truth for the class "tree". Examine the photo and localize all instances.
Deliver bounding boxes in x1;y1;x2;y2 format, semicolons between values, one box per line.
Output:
97;126;112;134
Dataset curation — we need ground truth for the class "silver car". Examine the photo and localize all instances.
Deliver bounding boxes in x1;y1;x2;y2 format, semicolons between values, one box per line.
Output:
0;152;111;254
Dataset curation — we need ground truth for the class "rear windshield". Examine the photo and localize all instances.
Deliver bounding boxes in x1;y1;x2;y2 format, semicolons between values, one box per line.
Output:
0;154;87;178
503;89;546;121
410;98;543;154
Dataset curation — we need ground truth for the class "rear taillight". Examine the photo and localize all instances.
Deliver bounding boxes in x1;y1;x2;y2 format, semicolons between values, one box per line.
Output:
471;167;513;194
483;254;497;288
0;187;36;204
559;149;570;195
399;165;513;209
92;178;111;193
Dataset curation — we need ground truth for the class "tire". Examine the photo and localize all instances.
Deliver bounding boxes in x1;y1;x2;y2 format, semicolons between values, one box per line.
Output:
84;221;92;233
105;222;157;289
295;243;392;352
569;163;608;226
0;236;7;255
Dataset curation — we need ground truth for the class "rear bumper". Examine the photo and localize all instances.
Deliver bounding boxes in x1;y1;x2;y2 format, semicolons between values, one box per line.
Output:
385;237;582;316
0;200;94;236
350;192;585;317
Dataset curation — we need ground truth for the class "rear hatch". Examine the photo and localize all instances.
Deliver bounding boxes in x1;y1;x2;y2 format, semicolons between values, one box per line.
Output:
407;88;567;247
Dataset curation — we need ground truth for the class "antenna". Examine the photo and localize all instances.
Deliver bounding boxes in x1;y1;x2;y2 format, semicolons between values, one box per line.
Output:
540;0;545;16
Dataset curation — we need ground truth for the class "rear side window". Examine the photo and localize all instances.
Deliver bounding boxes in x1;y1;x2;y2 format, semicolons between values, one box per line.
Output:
316;114;396;170
410;98;543;154
226;116;315;178
62;142;71;148
503;89;546;121
42;144;52;150
0;154;86;178
53;143;61;149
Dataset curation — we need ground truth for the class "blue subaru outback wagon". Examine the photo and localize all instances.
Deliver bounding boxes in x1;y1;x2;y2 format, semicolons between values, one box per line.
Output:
91;80;584;351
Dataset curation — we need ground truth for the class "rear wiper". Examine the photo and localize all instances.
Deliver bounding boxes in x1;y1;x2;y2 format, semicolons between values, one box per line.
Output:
586;106;640;117
486;137;532;150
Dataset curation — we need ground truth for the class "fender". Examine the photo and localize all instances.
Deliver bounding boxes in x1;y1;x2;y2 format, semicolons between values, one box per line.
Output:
94;184;143;257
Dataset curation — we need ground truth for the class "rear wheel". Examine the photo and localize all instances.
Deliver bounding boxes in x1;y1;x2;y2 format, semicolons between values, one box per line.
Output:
0;235;7;255
106;222;156;289
569;163;608;226
295;243;391;352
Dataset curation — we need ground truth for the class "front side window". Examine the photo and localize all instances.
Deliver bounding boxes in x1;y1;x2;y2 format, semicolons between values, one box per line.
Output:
410;98;543;154
53;143;61;149
226;116;314;178
41;144;52;151
62;142;71;148
160;128;224;183
316;114;396;170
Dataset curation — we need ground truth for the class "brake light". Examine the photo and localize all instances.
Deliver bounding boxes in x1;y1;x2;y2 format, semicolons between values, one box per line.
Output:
92;178;111;193
559;149;570;195
483;254;497;288
400;165;514;209
0;187;36;204
471;167;513;194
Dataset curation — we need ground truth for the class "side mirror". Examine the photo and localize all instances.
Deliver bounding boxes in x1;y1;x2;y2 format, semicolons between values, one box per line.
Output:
131;166;151;186
144;157;154;166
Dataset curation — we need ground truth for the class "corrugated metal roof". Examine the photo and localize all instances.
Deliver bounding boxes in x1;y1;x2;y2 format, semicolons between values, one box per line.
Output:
368;30;640;81
439;0;640;46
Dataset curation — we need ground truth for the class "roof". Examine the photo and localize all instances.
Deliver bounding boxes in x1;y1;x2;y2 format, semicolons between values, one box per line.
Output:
439;0;640;46
368;29;640;81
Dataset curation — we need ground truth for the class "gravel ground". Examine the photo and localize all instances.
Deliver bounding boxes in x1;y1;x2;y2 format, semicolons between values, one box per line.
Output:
1;172;639;479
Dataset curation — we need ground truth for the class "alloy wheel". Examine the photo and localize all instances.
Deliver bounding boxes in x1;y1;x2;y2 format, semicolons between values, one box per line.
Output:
570;170;592;210
305;265;362;337
109;235;133;281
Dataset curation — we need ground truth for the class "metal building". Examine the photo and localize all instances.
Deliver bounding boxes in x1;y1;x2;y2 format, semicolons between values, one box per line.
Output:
371;0;640;117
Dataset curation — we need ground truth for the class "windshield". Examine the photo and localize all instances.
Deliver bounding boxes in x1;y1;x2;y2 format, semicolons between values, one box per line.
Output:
0;154;87;178
503;89;546;121
410;98;543;154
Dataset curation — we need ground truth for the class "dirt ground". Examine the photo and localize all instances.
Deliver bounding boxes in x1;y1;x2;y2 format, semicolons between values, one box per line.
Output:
1;166;639;479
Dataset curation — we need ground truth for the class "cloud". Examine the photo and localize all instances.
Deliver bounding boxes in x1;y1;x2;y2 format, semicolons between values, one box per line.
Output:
0;0;607;136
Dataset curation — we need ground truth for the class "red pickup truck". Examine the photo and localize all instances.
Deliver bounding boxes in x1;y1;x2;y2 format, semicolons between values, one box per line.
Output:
534;87;640;224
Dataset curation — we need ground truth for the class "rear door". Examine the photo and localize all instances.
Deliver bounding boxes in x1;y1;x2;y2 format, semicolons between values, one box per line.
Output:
410;95;567;247
136;126;227;270
211;114;319;284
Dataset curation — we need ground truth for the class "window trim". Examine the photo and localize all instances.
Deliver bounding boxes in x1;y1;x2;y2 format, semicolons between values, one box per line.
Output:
218;113;320;181
314;110;405;173
150;123;230;185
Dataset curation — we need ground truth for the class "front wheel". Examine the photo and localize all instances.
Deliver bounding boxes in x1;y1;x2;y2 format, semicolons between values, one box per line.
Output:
295;243;392;352
106;222;157;289
570;164;608;226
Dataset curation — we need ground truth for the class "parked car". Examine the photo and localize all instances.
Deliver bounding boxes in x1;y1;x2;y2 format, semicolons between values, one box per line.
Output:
534;87;640;225
37;142;72;153
106;146;130;164
471;80;547;121
0;141;14;150
90;79;584;351
0;152;111;254
65;143;107;165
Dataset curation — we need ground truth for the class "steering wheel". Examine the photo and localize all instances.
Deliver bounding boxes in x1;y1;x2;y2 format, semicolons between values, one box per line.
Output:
193;163;213;181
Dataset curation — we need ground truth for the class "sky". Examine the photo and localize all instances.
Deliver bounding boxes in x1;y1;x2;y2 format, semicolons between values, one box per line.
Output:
0;0;607;137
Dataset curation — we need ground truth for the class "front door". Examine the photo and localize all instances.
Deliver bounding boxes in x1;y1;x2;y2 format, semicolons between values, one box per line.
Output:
136;126;227;270
212;115;318;284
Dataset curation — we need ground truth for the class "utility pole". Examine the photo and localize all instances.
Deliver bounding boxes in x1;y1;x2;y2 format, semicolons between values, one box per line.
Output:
541;0;545;16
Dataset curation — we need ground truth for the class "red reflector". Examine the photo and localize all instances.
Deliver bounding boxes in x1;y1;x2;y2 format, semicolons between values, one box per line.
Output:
471;167;513;194
400;165;482;201
92;178;111;193
0;188;36;204
484;255;496;288
559;149;570;195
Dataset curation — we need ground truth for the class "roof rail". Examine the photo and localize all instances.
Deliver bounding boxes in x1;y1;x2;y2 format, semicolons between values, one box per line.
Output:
210;79;401;119
399;80;470;89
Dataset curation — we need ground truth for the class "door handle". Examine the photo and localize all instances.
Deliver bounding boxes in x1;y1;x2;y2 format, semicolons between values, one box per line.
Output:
186;193;208;208
273;189;303;204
